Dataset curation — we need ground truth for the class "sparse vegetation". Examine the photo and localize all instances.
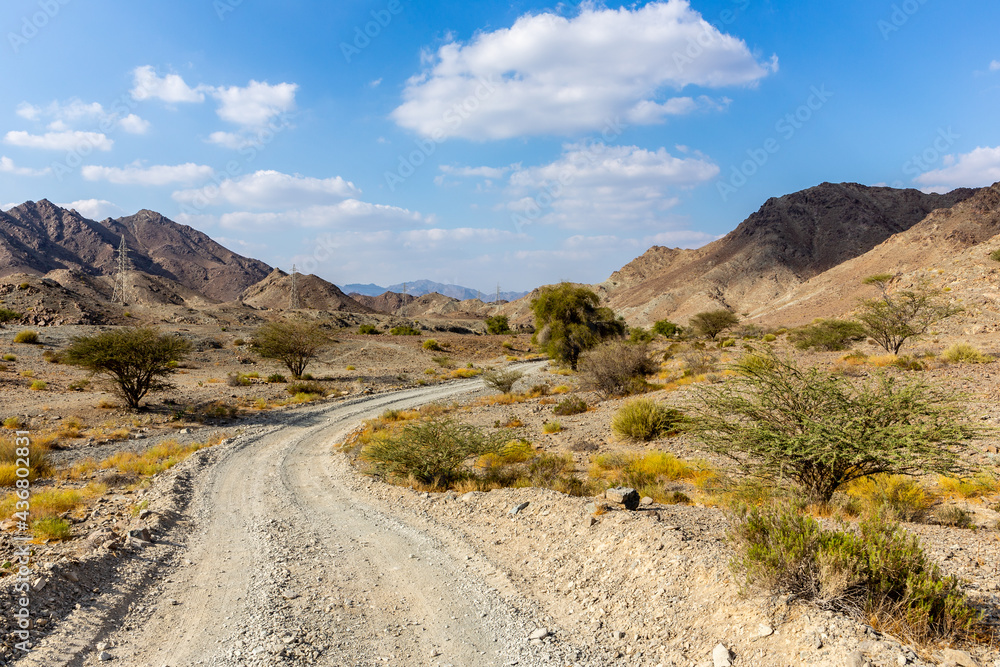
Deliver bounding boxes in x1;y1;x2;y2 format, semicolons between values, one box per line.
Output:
530;283;625;370
857;275;961;354
689;310;739;340
485;315;512;335
481;367;524;394
989;249;1000;262
844;474;934;522
422;339;442;351
542;421;562;434
389;325;421;336
1;354;14;361
0;308;21;326
29;380;46;391
267;373;286;383
358;324;379;335
728;505;981;644
612;398;683;442
553;396;587;416
652;319;681;338
251;320;330;379
579;340;657;398
941;342;992;364
285;381;326;396
13;330;39;344
63;327;192;411
628;326;654;343
688;352;982;503
789;319;867;351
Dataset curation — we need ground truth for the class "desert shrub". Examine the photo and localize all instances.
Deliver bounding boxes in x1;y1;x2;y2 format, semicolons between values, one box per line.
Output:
42;349;62;363
3;417;21;430
485;315;512;335
857;276;961;354
2;354;14;361
390;325;421;336
652;319;680;337
481;368;524;394
763;333;777;342
13;330;39;344
0;308;21;325
0;437;50;483
690;310;739;340
233;338;245;346
789;319;867;351
286;381;325;396
362;418;507;486
431;355;454;368
32;517;72;540
688;351;982;503
720;338;736;348
63;327;192;411
542;421;562;434
845;474;934;522
358;324;379;335
941;343;992;364
579;340;657;398
530;283;625;369
989;249;1000;262
553;396;587;416
67;379;90;392
251;320;330;379
612;399;683;442
628;327;654;343
729;506;980;643
267;373;286;383
226;373;251;387
422;339;442;351
29;381;46;391
937;473;1000;499
680;347;719;376
933;506;973;529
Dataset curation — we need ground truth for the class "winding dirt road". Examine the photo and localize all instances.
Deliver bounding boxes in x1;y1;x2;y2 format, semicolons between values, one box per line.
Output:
19;364;598;667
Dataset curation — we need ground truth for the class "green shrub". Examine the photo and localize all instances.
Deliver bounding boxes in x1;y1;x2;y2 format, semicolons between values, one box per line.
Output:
579;340;657;398
845;474;934;522
362;418;507;486
485;315;512;335
31;517;72;541
68;379;90;392
2;417;21;430
628;327;654;343
612;399;683;441
789;319;867;351
42;349;61;363
251;320;329;379
530;283;625;369
233;338;245;346
652;320;680;337
0;308;21;324
553;396;588;416
422;339;442;351
728;505;980;642
13;330;39;344
286;381;325;396
29;380;46;391
481;368;524;393
690;310;739;340
267;373;286;383
390;325;421;336
2;354;15;362
720;338;736;348
358;324;379;335
989;249;1000;262
934;506;973;529
226;373;251;387
542;421;562;434
941;343;992;364
763;333;777;342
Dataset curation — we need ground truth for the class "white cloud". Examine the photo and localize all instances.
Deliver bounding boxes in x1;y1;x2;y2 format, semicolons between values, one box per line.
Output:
81;161;214;186
439;165;512;179
210;80;297;127
392;0;776;139
205;131;257;149
172;170;361;209
3;130;113;151
118;114;151;134
0;156;51;176
57;199;125;220
217;201;428;231
131;65;206;103
991;60;1000;72
914;146;1000;192
503;142;719;229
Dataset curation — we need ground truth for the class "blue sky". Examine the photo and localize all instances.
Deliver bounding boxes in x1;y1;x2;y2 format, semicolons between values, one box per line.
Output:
2;1;999;292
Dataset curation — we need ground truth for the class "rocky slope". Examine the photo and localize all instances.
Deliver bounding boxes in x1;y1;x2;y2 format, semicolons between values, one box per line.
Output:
598;183;977;326
240;269;374;313
0;201;270;302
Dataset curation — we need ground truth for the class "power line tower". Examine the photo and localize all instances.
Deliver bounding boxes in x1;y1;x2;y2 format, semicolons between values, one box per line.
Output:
111;236;132;305
496;282;501;304
289;264;301;310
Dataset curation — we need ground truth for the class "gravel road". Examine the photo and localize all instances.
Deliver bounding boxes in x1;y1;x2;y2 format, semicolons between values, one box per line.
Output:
16;363;604;667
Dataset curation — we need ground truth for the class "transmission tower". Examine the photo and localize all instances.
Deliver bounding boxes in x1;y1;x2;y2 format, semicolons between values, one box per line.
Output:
111;236;132;305
289;264;301;310
496;282;500;304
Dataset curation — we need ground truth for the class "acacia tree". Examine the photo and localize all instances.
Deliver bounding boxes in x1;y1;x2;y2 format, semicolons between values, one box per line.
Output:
251;319;330;378
690;310;739;340
530;283;625;369
64;327;191;410
857;274;961;354
687;352;981;503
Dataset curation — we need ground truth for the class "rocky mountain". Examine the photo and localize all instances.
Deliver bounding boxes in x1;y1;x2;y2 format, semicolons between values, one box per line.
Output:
343;279;528;302
0;200;271;302
241;269;374;313
599;182;977;325
348;291;417;314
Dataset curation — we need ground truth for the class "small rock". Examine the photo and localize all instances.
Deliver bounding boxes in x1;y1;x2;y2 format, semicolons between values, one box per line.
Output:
585;516;597;527
138;509;152;520
179;428;189;434
757;624;773;638
712;643;732;667
528;628;549;640
897;655;908;666
941;648;978;667
62;570;79;583
509;502;529;516
98;651;112;662
605;487;640;510
459;492;478;503
96;642;108;651
128;527;153;544
31;577;46;592
845;651;865;667
813;635;823;650
639;496;653;506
